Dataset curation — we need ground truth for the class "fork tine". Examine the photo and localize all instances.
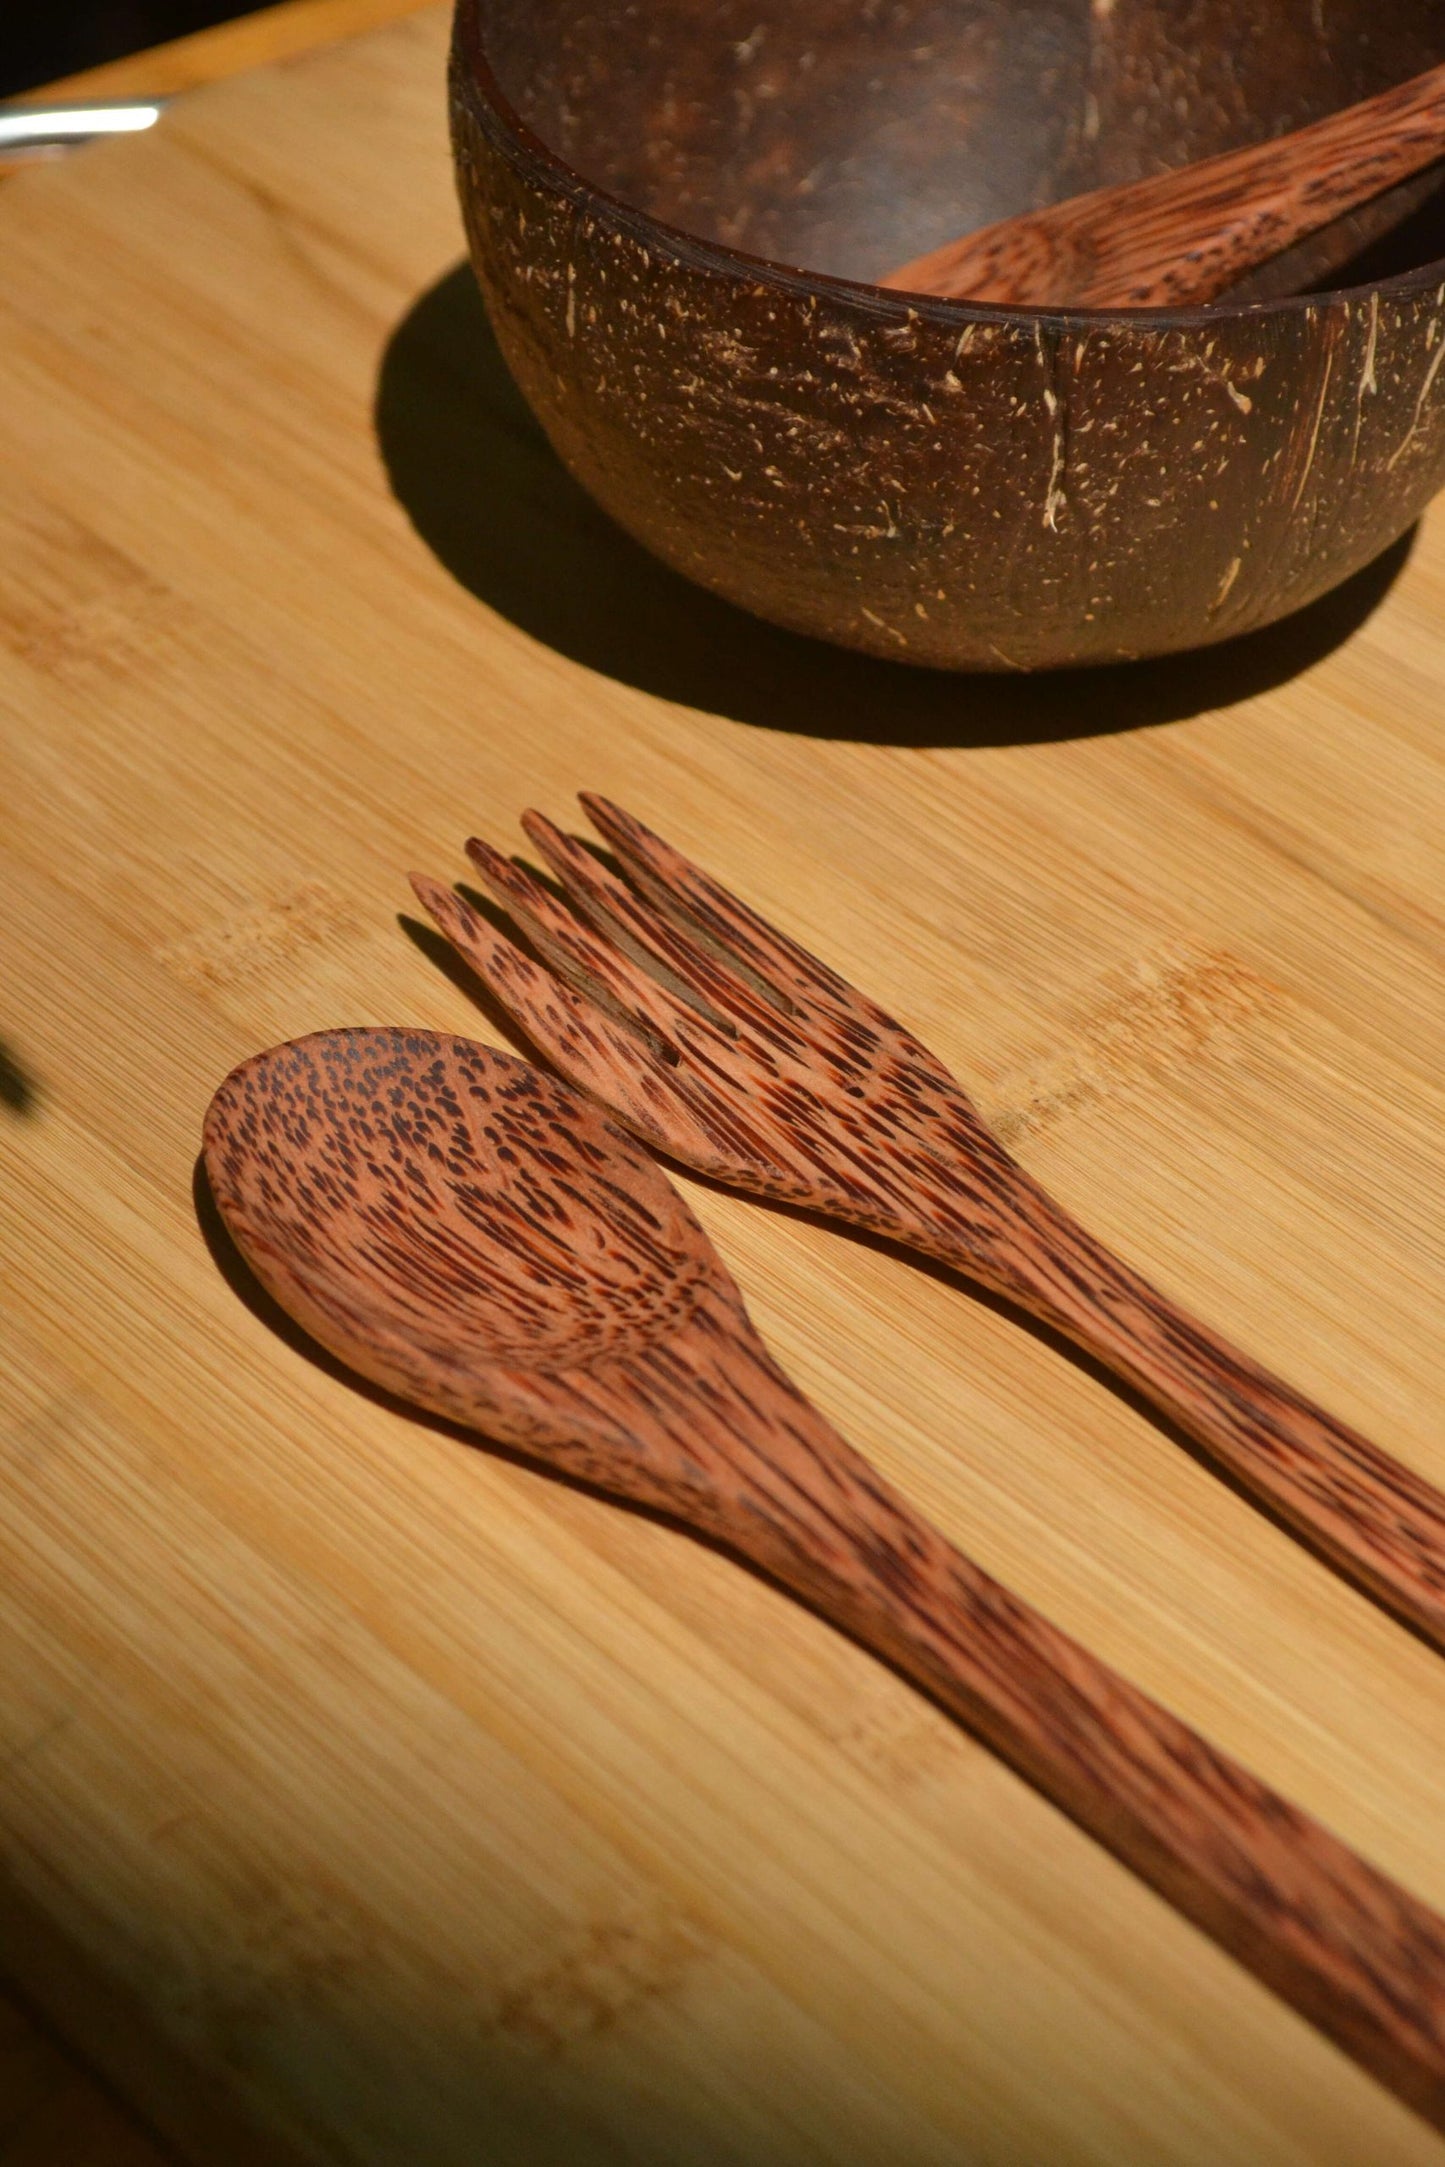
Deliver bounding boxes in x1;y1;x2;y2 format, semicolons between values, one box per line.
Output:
410;873;803;1178
463;834;687;1055
580;794;862;1013
409;873;571;1044
521;809;801;1040
410;874;710;1157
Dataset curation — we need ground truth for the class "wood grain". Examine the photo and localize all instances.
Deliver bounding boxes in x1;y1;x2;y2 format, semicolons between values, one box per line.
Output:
881;57;1445;306
0;0;433;183
202;1025;1445;2129
2;9;1445;2163
0;1989;174;2165
0;9;441;2156
28;0;436;100
415;795;1445;1652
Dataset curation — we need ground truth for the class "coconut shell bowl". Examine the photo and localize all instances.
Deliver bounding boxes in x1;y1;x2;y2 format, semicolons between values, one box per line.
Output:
450;0;1445;672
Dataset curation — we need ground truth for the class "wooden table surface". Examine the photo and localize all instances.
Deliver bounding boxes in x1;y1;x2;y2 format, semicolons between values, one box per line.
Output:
3;8;1445;2162
7;0;433;102
1;9;428;2161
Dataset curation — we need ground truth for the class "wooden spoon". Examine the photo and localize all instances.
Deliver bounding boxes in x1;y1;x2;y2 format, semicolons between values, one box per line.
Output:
882;57;1445;307
203;1027;1445;2129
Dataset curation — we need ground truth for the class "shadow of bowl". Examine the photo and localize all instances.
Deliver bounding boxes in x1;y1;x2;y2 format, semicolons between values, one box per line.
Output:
376;263;1413;748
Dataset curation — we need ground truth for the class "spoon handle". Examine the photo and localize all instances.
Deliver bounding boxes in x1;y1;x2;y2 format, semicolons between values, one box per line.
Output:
732;1372;1445;2126
950;1175;1445;1655
882;58;1445;306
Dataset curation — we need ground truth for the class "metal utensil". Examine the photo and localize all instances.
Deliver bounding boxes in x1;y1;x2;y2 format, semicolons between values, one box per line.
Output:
0;99;168;161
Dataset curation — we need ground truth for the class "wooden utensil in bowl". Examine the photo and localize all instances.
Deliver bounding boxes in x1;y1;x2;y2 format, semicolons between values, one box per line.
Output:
882;57;1445;306
203;1028;1445;2129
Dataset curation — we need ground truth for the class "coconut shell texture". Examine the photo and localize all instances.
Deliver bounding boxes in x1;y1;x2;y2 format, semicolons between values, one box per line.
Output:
450;0;1445;669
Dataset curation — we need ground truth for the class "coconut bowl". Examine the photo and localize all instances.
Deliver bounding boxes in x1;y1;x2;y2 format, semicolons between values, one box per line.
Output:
449;0;1445;672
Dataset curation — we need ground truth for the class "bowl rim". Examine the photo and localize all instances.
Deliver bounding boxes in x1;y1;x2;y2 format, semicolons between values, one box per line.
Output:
451;0;1445;330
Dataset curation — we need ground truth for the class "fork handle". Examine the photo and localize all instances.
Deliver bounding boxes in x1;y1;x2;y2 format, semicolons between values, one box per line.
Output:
728;1367;1445;2130
966;1176;1445;1651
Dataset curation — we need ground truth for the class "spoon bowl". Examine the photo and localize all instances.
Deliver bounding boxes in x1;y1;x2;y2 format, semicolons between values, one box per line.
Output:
203;1026;1445;2127
202;1029;717;1458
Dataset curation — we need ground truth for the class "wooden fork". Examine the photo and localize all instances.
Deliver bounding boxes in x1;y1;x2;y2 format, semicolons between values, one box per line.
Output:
410;796;1445;1651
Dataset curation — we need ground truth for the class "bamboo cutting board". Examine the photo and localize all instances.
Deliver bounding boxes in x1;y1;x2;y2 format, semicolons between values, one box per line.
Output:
2;11;1445;2160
